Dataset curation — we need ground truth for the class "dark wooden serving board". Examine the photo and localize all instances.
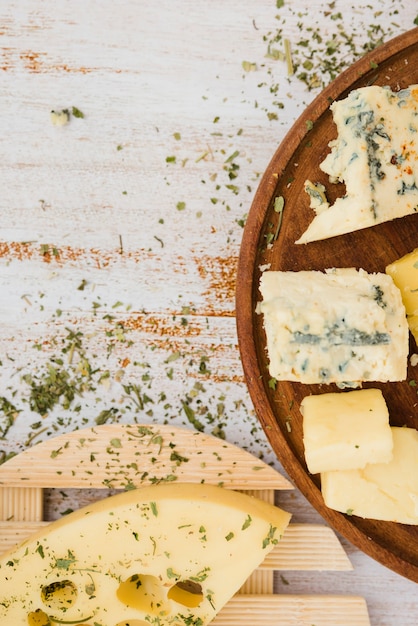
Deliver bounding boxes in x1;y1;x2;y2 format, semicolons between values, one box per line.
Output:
236;28;418;583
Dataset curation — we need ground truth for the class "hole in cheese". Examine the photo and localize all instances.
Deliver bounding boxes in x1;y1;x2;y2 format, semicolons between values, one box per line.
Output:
27;609;51;625
1;482;291;626
41;579;78;611
167;579;204;608
116;574;169;615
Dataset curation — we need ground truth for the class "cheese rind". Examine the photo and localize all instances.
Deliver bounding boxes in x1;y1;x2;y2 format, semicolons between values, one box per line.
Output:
257;268;408;385
386;247;418;344
297;85;418;244
321;427;418;524
301;388;393;474
0;482;291;625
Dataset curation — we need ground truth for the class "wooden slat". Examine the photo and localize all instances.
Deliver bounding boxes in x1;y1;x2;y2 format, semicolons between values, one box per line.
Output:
214;594;370;626
0;486;43;522
267;523;353;571
0;521;48;553
0;423;369;625
240;489;275;594
0;424;293;491
0;521;352;571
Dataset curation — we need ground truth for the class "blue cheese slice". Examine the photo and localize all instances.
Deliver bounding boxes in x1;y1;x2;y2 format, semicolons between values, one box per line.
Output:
257;268;408;385
296;85;418;244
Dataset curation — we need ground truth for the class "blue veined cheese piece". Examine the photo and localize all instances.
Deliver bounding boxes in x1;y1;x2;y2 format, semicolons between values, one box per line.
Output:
296;85;418;244
257;268;408;385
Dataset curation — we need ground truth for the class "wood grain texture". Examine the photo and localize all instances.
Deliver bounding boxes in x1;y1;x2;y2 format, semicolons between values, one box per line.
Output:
0;1;417;623
0;423;359;624
236;28;418;583
0;423;293;490
215;595;370;626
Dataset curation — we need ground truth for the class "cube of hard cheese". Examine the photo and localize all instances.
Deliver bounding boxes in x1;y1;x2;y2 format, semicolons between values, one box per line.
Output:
408;315;418;345
301;388;393;474
0;482;291;625
257;268;408;385
386;247;418;344
321;427;418;524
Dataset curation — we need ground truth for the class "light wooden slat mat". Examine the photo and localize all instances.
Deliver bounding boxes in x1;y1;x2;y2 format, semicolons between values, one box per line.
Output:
0;423;370;626
216;595;370;625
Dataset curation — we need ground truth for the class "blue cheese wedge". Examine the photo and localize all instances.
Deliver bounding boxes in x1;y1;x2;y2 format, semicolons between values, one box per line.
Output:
321;426;418;524
296;85;418;244
257;268;408;385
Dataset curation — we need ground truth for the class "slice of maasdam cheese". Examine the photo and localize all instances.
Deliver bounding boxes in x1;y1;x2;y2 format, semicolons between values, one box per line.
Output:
257;268;408;385
301;388;393;474
296;84;418;244
386;247;418;344
0;482;291;626
321;427;418;524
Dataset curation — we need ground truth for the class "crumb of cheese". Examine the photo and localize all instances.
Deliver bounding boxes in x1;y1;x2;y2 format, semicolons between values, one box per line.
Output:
50;109;70;126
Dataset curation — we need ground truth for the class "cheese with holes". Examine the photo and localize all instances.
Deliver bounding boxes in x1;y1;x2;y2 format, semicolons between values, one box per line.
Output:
0;482;291;626
296;85;418;244
301;388;393;474
257;268;408;385
386;247;418;344
321;427;418;524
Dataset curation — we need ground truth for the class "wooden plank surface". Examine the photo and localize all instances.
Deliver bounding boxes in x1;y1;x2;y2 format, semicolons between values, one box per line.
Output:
0;1;417;624
215;595;370;626
0;425;352;572
0;423;293;490
0;520;354;572
0;423;361;624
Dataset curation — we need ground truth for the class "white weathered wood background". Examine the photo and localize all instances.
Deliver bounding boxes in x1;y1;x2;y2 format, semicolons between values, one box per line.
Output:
0;0;417;623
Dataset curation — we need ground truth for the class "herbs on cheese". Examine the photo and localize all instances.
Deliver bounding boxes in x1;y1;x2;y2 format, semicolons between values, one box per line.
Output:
257;267;408;386
0;482;291;625
297;85;418;244
300;389;418;524
321;426;418;524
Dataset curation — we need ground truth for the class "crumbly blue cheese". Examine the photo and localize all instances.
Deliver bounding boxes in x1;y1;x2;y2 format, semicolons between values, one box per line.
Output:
257;268;408;385
296;85;418;244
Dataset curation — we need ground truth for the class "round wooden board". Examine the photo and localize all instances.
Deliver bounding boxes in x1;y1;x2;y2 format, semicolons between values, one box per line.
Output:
236;27;418;583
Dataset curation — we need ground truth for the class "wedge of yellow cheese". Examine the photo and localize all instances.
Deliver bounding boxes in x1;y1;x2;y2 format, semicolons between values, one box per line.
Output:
301;388;393;474
321;427;418;524
386;247;418;344
0;482;291;626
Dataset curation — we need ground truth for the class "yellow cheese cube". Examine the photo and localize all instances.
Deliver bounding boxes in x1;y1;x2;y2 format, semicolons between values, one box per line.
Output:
301;388;393;474
0;482;291;625
321;427;418;524
386;247;418;343
408;314;418;343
